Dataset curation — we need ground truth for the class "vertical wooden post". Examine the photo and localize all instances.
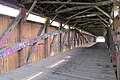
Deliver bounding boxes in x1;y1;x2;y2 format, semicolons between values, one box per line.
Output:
45;18;50;57
79;34;82;45
71;31;74;48
77;33;80;47
74;31;76;48
79;34;81;46
61;32;68;51
19;8;27;66
117;3;120;80
50;35;57;56
27;24;45;64
60;22;62;52
68;26;70;49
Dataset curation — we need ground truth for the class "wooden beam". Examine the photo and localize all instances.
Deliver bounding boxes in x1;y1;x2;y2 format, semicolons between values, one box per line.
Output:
55;0;71;12
78;21;95;26
19;8;27;66
70;31;74;48
72;22;77;28
35;1;112;6
50;14;58;24
27;26;45;64
79;34;83;45
22;0;33;4
99;20;108;28
74;31;76;48
57;6;92;13
95;6;111;18
97;15;109;24
77;33;80;46
66;8;93;19
61;32;68;51
59;22;62;52
50;35;58;56
75;13;104;19
45;18;49;58
23;0;37;21
0;29;69;58
62;19;70;28
68;26;70;49
27;18;50;64
0;13;23;48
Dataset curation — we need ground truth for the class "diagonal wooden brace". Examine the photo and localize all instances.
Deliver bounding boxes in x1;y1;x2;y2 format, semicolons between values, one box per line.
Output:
50;35;58;56
61;32;68;51
0;13;23;47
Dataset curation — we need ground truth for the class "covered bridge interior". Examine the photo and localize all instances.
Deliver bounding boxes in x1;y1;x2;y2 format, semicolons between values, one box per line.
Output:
0;0;120;80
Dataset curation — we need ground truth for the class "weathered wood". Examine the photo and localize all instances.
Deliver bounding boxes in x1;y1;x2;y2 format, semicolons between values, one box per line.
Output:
76;30;89;43
0;29;69;58
23;0;37;21
70;31;74;48
95;6;111;18
62;19;70;28
0;43;116;80
45;18;50;57
55;0;71;12
50;14;58;24
99;20;108;28
61;32;68;51
97;15;109;24
57;6;92;13
0;13;23;47
27;25;45;64
19;8;27;66
68;27;70;49
50;35;58;56
66;8;93;19
76;33;80;46
36;1;112;6
60;22;62;52
74;31;76;48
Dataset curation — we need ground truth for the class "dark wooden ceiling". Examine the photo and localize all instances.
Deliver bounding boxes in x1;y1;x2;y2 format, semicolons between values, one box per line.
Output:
1;0;114;36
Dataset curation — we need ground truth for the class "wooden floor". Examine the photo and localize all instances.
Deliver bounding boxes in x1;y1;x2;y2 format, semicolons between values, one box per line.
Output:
0;43;116;80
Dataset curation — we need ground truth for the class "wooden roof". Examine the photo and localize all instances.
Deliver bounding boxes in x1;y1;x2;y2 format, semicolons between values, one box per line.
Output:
1;0;115;36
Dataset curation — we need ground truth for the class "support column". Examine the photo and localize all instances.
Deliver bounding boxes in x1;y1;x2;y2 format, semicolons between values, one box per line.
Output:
45;18;50;57
62;32;68;51
19;8;27;66
59;22;62;52
74;31;76;48
50;35;58;56
117;3;120;79
68;26;71;49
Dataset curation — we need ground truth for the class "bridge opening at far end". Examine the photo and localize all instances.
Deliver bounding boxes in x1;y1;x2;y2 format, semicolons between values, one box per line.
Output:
96;36;105;43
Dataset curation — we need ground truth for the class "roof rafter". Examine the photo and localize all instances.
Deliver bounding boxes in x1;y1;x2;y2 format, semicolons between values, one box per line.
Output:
23;1;112;6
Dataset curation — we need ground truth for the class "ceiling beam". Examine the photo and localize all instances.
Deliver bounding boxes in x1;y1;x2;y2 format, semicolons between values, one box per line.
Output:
55;0;71;12
97;15;109;24
57;6;92;13
94;6;111;18
23;1;113;7
99;20;108;28
24;0;37;21
27;1;113;5
22;0;33;4
78;20;101;26
74;13;103;19
66;8;93;19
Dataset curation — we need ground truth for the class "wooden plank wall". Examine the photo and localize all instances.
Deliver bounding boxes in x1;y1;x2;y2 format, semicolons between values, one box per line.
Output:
0;15;19;74
0;14;77;74
0;15;65;74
